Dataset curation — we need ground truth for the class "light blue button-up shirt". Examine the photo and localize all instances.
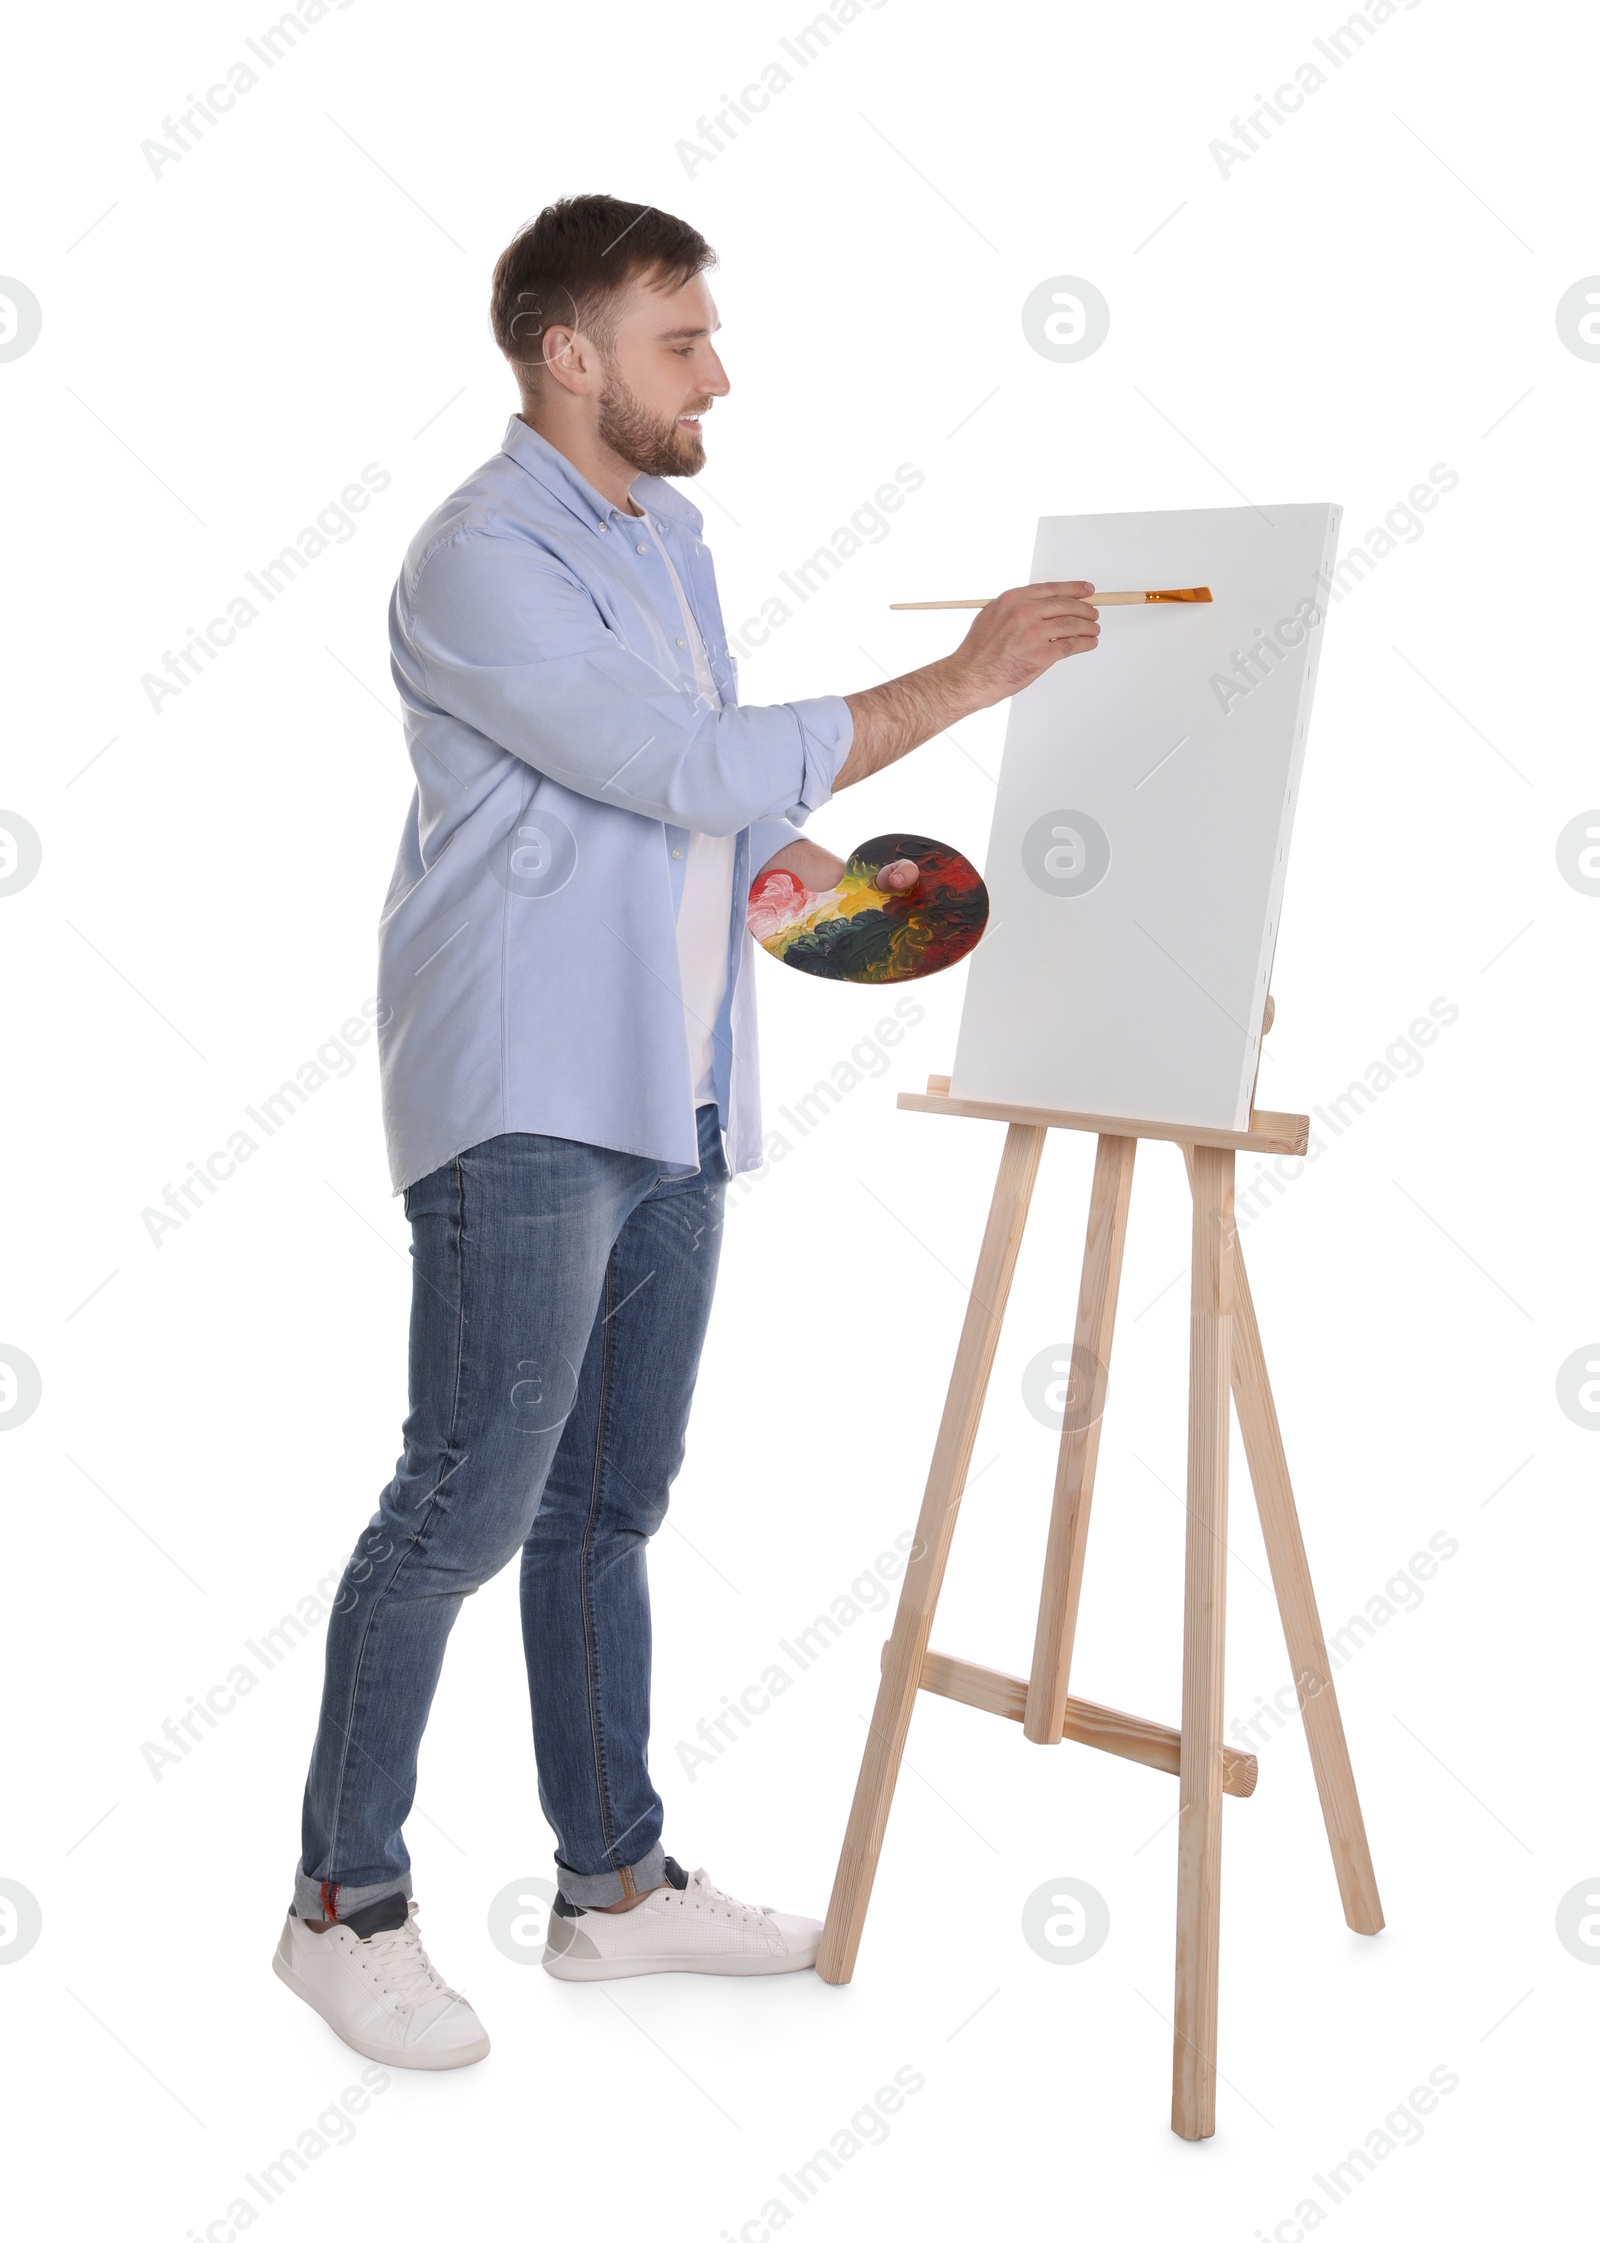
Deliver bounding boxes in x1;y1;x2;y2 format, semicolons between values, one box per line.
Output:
377;417;855;1192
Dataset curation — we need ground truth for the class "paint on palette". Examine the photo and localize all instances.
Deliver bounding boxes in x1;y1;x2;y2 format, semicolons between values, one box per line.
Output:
747;832;989;984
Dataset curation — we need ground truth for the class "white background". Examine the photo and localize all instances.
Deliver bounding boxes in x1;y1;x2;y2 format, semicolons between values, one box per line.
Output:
2;1;1595;2236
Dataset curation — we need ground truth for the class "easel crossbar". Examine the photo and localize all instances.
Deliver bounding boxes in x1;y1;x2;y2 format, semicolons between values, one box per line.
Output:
910;1645;1258;1796
903;1077;1310;1157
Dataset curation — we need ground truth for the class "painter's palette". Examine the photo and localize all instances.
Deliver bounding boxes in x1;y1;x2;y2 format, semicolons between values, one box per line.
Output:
747;831;989;984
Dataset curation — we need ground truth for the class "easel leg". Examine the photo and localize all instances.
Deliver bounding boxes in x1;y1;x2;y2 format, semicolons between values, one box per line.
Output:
1172;1146;1234;2141
1178;1148;1384;1935
1023;1133;1137;1742
817;1122;1047;1985
1230;1242;1384;1934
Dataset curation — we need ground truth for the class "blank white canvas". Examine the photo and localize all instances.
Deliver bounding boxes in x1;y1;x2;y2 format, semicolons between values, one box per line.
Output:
950;503;1342;1131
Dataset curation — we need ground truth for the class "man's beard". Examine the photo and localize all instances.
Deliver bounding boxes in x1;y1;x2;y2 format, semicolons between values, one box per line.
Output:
596;365;707;478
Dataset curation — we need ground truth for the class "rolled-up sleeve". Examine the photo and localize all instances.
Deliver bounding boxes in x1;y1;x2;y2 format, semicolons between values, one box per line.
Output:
395;529;854;837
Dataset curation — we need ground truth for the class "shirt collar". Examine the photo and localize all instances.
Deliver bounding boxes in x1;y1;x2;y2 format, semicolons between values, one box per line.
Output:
501;416;705;539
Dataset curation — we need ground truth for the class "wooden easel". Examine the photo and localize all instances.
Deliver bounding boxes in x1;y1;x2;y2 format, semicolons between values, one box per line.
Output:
817;1043;1383;2140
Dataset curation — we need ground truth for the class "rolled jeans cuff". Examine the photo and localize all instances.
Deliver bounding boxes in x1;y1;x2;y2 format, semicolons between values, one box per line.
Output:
292;1868;413;1922
557;1840;666;1909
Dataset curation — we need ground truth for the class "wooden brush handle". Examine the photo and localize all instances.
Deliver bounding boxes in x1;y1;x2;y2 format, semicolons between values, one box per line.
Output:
890;589;1208;610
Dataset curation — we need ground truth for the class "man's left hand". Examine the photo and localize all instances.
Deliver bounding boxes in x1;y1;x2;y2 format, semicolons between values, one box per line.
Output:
756;837;919;896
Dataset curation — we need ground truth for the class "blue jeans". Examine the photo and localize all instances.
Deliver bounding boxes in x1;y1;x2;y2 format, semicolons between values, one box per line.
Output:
294;1103;728;1917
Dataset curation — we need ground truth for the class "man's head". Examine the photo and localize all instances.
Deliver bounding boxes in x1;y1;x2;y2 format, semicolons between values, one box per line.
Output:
490;195;726;481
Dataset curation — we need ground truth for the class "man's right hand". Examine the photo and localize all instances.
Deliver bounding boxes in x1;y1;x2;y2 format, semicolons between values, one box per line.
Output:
949;581;1100;708
835;581;1100;792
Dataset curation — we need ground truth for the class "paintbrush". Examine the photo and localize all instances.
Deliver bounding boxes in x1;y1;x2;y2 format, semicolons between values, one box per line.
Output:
891;588;1212;609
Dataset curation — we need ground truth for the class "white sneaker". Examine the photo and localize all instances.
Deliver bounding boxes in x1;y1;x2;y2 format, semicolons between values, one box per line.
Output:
542;1857;822;1981
273;1893;490;2068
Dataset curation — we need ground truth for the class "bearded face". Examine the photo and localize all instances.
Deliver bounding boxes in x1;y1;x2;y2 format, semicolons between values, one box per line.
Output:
596;359;710;478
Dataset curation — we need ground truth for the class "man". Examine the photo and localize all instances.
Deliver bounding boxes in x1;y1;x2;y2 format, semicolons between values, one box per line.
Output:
272;193;1099;2068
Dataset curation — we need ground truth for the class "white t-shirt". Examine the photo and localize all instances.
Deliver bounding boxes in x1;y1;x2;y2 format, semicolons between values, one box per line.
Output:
638;511;736;1107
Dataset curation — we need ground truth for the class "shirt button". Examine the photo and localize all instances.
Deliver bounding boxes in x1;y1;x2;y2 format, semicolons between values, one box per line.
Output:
676;636;686;648
672;847;684;859
596;522;608;534
636;542;649;554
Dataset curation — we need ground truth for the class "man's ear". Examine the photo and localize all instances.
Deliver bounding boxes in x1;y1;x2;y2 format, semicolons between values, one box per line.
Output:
541;324;598;399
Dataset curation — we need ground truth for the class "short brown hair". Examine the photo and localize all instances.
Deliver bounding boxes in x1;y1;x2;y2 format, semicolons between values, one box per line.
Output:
490;195;716;388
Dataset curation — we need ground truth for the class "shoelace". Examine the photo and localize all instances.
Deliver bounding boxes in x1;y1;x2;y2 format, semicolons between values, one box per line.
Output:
686;1869;770;1929
358;1915;453;2006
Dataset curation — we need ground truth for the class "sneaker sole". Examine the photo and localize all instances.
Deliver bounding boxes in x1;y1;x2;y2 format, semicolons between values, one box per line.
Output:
271;1948;490;2069
541;1945;819;1982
